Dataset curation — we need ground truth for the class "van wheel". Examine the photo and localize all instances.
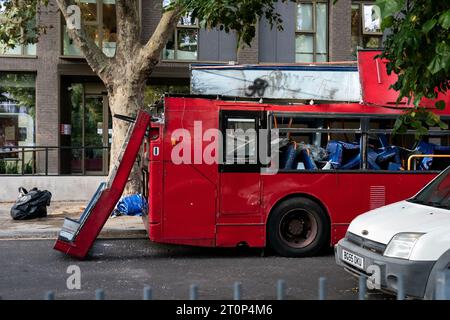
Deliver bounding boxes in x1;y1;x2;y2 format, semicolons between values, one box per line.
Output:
268;197;329;257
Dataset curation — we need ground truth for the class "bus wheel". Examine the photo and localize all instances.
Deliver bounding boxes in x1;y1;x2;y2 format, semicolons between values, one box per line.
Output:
268;197;329;257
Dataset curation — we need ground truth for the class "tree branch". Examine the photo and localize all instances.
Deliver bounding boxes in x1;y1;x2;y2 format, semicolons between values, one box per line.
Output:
55;0;112;83
116;0;142;58
137;5;183;74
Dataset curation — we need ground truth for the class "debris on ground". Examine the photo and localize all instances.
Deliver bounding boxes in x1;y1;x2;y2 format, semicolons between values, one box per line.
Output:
10;187;52;220
112;194;147;217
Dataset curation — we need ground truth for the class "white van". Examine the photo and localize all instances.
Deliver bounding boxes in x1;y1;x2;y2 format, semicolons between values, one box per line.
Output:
335;167;450;299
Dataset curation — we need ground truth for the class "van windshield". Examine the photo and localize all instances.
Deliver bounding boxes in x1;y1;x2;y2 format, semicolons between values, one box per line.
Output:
408;167;450;210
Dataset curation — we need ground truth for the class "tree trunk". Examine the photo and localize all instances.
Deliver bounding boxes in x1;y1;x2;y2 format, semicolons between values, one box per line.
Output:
108;80;147;194
55;0;182;195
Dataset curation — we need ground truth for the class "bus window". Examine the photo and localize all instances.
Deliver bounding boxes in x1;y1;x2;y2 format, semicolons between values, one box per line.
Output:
272;115;362;170
369;118;450;171
272;114;450;172
225;117;257;164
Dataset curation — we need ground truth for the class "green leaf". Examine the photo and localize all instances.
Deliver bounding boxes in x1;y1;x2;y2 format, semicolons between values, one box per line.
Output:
376;0;405;19
422;19;436;33
403;114;412;125
393;117;403;131
436;42;450;57
425;111;437;126
428;56;443;74
381;16;394;30
415;126;429;140
439;121;449;130
396;125;407;134
393;117;407;134
438;10;450;29
425;118;436;126
442;53;450;71
411;120;421;129
435;100;446;110
428;111;441;123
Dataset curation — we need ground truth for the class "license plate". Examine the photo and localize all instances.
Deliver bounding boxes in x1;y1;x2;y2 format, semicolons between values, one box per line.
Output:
342;249;364;270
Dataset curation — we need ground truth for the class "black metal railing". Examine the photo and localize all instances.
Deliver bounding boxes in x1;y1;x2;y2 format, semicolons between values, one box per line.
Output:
0;146;110;176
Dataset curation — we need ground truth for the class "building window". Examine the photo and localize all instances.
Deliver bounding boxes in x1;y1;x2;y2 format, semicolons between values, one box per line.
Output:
0;1;37;56
163;11;198;61
62;0;117;57
62;82;111;175
295;1;328;63
351;2;383;57
0;73;36;174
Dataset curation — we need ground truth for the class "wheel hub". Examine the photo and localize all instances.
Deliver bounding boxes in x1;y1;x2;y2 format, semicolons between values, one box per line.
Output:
288;219;304;235
278;209;318;249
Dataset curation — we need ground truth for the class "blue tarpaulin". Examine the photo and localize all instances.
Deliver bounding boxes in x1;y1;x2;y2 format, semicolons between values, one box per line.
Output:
113;194;148;217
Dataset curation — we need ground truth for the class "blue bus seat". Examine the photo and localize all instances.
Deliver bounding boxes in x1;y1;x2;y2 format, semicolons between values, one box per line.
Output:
376;146;401;165
281;143;298;169
367;149;381;170
298;149;318;170
378;134;389;149
326;141;359;169
326;141;344;168
388;162;402;170
415;141;450;170
341;153;360;169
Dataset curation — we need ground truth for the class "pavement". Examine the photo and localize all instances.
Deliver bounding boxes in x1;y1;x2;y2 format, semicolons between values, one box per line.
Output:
0;201;148;240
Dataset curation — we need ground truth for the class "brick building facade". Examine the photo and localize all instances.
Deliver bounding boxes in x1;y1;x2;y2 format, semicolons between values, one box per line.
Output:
0;0;382;176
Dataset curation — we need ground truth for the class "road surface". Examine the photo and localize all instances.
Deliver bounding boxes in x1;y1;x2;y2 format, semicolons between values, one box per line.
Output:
0;239;390;300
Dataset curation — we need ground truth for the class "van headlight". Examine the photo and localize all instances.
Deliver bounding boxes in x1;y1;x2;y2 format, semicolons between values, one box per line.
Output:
383;233;424;260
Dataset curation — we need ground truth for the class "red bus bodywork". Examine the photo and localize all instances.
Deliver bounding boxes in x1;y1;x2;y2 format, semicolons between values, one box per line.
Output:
54;50;450;259
145;96;449;249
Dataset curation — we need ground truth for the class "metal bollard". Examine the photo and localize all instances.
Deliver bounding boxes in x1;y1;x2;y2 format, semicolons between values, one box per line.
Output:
318;277;327;300
277;280;285;300
95;289;105;300
396;275;405;300
45;291;55;300
233;282;242;300
190;284;198;300
143;286;152;300
358;275;366;300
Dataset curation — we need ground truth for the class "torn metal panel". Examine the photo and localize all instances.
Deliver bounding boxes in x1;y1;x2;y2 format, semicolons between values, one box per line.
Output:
191;65;362;102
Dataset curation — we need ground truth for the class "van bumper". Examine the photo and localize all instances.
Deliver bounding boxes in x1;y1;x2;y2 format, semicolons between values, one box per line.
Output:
335;238;435;299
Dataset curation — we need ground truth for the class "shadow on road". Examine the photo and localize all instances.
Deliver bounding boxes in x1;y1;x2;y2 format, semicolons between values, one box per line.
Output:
81;239;336;262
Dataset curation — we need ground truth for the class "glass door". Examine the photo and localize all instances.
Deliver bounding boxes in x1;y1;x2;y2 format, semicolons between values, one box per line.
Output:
84;95;106;174
66;82;110;175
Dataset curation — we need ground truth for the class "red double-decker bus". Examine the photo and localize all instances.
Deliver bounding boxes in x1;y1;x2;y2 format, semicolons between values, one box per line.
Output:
137;51;450;257
54;51;450;259
142;93;450;257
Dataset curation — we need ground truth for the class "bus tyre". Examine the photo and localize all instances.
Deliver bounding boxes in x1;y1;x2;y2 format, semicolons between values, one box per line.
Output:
268;197;329;257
